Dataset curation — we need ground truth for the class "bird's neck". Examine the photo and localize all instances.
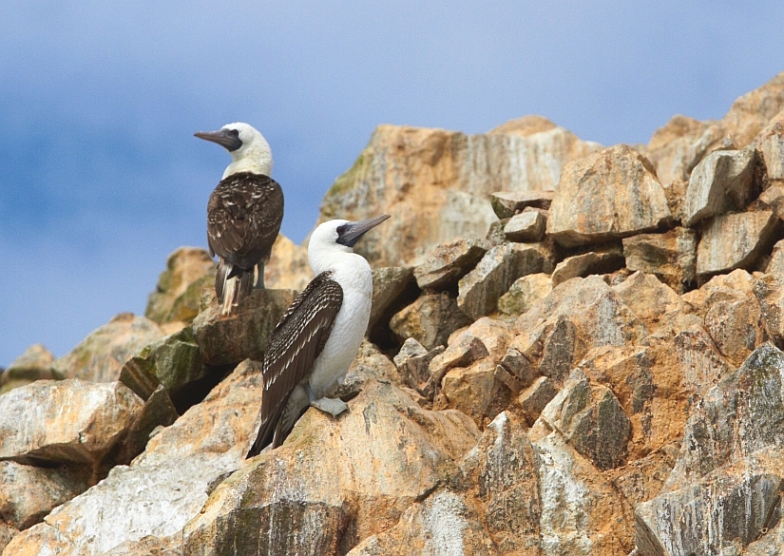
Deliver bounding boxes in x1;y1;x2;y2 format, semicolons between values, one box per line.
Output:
310;250;370;286
223;147;273;179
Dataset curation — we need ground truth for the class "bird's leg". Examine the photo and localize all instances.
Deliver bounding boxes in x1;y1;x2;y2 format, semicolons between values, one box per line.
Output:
254;262;265;289
306;384;349;417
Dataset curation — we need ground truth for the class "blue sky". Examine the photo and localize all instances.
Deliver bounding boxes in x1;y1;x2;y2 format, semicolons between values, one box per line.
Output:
1;1;783;367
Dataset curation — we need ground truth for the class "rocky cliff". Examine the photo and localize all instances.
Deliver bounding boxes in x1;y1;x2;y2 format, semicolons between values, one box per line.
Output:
3;73;784;555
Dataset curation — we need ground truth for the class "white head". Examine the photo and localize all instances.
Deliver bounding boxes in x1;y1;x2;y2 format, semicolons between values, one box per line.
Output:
194;122;273;179
308;215;390;275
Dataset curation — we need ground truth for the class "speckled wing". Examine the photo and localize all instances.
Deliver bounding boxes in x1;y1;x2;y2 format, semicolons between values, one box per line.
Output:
206;172;284;270
246;272;343;457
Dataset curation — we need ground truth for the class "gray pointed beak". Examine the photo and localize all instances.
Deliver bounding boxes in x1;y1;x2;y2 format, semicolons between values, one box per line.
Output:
337;215;390;247
194;129;242;152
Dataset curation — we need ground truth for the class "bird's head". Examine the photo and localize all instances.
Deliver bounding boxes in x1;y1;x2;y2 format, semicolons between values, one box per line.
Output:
195;122;273;177
308;215;390;273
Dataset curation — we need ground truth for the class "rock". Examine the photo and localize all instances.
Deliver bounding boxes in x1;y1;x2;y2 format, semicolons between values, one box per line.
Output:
390;292;471;351
180;381;480;555
636;446;784;556
457;242;555;320
720;71;784;148
440;359;506;427
760;129;784;181
145;247;216;325
533;433;634;555
497;347;539;389
192;288;296;366
660;178;689;223
534;369;631;471
672;325;735;396
331;339;402;401
368;266;420;347
703;285;764;367
512;275;648;384
491;190;555;219
0;522;18;555
546;145;672;247
413;239;490;291
758;181;784;220
346;490;497;556
393;339;445;397
452;317;512;361
518;376;558;426
607;446;676;510
503;209;547;242
458;412;542;554
428;335;490;400
754;273;784;347
3;359;265;556
767;238;784;275
696;210;779;279
646;114;719;186
0;380;143;470
52;313;166;382
683;148;757;227
0;344;55;393
318;121;599;268
0;461;89;530
497;273;552;316
264;233;313;292
550;247;625;286
622;228;697;292
662;344;784;494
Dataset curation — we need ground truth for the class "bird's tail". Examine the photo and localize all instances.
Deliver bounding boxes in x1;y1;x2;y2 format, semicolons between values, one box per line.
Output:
216;262;254;315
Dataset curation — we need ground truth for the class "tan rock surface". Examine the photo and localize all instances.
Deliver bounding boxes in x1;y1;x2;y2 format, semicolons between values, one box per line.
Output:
52;313;166;383
318;122;599;267
696;210;779;278
622;228;697;292
264;233;313;292
547;145;672;247
145;247;216;325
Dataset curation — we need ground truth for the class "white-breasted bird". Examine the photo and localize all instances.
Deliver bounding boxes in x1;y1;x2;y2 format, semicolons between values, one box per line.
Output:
246;214;389;457
195;122;284;315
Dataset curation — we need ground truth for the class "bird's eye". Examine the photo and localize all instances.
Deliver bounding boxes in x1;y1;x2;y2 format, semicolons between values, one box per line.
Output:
336;224;348;236
228;129;239;137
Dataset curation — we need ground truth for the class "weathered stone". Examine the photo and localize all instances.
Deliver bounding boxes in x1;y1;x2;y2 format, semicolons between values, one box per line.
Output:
662;344;784;494
720;71;784;148
683;148;757;227
52;313;166;382
672;325;735;397
758;181;784;220
102;534;181;556
330;339;402;401
428;335;489;399
458;242;555;320
622;228;697;292
0;344;55;392
547;145;672;247
754;273;784;347
636;446;784;556
491;190;555;219
451;317;512;361
518;376;558;426
533;433;634;555
0;380;143;469
0;522;18;555
661;179;689;223
512;275;648;384
760;130;784;181
497;347;539;389
550;247;625;286
646;114;718;186
390;292;471;351
535;370;631;471
192;288;296;366
413;239;490;291
318;121;599;268
369;266;418;332
3;360;265;556
497;273;552;316
264;233;313;292
394;340;444;397
440;359;504;427
766;238;784;275
704;287;764;367
181;381;479;555
503;209;546;242
696;210;779;279
347;490;497;556
607;446;676;511
145;247;216;325
0;462;89;531
458;412;541;554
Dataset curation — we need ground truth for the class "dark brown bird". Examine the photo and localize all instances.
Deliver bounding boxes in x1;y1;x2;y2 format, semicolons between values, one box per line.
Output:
195;123;284;314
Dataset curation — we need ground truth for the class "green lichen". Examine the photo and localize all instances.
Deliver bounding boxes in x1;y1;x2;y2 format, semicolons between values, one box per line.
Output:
321;152;366;219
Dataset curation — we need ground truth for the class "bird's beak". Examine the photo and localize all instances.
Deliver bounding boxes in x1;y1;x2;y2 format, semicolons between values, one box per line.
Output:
337;215;390;247
194;129;242;152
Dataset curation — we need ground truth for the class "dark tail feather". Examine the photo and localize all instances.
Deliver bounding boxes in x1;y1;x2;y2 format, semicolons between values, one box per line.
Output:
246;405;284;459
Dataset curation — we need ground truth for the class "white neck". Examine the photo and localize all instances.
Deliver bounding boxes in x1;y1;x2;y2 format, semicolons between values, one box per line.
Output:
222;140;273;179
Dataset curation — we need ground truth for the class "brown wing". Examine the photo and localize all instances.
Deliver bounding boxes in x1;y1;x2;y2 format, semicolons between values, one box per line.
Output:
206;172;284;270
246;272;343;457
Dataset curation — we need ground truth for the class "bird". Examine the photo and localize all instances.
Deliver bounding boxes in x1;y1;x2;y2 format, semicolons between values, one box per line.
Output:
246;214;390;457
194;122;284;315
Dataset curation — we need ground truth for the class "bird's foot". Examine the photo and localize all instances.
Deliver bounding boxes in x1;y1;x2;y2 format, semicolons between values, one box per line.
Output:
310;397;349;417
